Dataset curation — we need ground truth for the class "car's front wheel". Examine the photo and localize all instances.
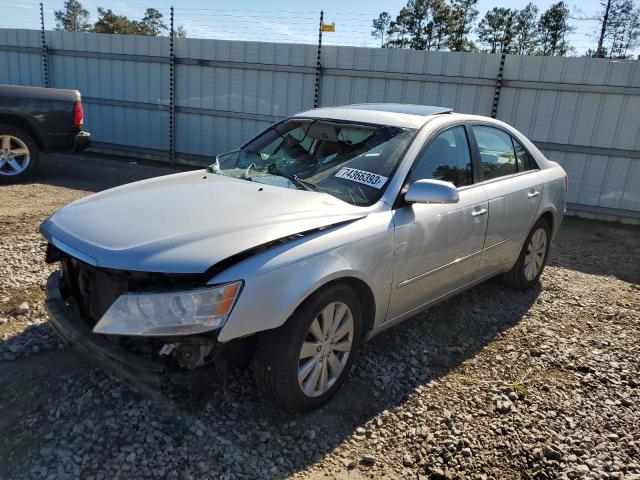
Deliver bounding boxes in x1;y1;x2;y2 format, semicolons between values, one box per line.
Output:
254;283;362;412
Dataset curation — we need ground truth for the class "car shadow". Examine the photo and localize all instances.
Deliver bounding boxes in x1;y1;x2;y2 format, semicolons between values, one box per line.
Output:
27;152;188;193
161;277;543;477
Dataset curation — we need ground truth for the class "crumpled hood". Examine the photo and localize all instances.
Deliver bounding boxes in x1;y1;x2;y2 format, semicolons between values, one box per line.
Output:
40;170;367;273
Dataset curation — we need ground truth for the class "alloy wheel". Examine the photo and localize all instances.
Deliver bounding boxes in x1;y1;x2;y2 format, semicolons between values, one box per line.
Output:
524;227;547;281
297;301;354;397
0;135;31;176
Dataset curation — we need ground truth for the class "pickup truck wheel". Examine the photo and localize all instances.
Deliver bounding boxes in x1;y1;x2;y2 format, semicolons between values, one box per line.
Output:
0;125;39;182
254;283;362;412
501;217;551;290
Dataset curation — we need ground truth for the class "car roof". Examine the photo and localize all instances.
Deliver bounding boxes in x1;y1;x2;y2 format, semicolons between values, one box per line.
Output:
295;103;454;129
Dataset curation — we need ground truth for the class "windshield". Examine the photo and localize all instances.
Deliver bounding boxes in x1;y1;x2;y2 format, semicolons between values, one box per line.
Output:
209;119;416;206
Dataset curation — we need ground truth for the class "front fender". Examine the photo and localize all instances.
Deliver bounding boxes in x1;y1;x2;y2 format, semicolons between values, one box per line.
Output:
212;211;395;342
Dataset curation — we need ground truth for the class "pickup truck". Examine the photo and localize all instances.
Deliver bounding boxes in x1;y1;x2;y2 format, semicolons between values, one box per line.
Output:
0;84;91;182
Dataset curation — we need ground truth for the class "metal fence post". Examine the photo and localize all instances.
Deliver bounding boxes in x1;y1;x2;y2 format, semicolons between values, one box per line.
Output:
313;10;323;108
490;20;513;119
169;6;176;164
39;2;49;88
490;54;506;118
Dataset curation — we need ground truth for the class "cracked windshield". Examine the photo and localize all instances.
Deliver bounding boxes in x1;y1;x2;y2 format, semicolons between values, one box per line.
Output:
209;119;415;206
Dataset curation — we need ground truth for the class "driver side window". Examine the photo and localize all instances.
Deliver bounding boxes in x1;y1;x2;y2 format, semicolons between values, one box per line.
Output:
408;126;473;188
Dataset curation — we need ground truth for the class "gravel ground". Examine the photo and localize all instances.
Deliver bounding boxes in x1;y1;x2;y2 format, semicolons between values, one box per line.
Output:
1;153;638;480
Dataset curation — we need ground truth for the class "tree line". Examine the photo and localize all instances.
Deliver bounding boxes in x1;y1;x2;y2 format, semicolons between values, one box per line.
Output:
54;0;186;37
52;0;639;57
371;0;640;58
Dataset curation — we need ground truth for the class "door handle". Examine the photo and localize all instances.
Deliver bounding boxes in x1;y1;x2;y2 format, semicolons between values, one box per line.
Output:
471;207;488;217
527;190;540;198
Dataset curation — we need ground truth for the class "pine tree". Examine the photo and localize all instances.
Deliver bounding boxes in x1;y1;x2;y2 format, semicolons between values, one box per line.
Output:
404;0;431;50
174;26;188;39
596;0;617;56
54;0;91;32
385;7;412;48
371;12;392;47
432;0;451;50
477;7;517;53
379;0;451;50
140;8;167;36
602;0;640;57
447;0;479;51
92;7;168;36
512;3;540;55
537;2;574;56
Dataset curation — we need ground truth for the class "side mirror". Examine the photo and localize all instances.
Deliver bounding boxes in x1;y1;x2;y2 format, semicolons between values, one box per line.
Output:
405;179;459;204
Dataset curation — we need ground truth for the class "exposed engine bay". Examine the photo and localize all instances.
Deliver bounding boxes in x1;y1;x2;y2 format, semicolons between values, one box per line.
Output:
44;243;253;378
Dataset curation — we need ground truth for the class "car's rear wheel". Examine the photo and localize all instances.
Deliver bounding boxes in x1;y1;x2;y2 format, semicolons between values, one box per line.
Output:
501;217;551;290
0;125;39;183
254;283;362;412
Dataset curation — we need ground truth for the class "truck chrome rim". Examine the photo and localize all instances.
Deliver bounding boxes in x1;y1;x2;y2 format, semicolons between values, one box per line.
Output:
298;301;354;397
524;228;547;281
0;135;30;176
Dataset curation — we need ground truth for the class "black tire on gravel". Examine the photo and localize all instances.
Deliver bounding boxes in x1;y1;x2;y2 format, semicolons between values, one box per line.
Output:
253;283;363;413
500;217;551;290
0;124;39;183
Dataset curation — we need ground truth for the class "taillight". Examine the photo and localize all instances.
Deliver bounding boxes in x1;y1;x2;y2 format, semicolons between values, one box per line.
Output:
73;101;83;126
564;174;569;192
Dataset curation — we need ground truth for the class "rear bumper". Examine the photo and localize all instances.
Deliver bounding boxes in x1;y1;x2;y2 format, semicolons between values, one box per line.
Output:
44;272;219;393
73;131;91;152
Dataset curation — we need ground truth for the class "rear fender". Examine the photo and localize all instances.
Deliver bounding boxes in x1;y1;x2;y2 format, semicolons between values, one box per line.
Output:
0;113;46;150
536;166;566;240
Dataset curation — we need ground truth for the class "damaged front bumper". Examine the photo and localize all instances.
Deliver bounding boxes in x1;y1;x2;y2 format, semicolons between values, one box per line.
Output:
44;271;225;393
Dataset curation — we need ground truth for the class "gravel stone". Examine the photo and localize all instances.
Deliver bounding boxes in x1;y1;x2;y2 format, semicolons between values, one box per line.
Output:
543;447;563;461
1;156;639;480
496;399;513;414
361;454;376;466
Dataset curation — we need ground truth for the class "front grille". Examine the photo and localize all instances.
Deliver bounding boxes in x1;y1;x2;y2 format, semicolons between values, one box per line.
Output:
60;257;129;325
53;247;207;327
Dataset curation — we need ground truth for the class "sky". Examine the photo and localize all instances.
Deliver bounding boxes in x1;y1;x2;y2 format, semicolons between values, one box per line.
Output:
0;0;612;55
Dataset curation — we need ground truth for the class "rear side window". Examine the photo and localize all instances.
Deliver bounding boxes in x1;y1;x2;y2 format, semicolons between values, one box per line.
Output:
472;126;517;180
512;138;538;171
408;126;473;187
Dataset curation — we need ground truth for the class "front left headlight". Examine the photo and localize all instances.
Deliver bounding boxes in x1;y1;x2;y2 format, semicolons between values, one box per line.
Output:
92;281;243;336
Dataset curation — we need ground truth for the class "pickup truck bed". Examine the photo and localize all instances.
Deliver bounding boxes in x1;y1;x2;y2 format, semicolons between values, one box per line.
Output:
0;84;91;181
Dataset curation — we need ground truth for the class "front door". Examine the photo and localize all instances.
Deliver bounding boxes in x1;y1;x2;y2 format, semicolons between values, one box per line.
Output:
388;126;489;320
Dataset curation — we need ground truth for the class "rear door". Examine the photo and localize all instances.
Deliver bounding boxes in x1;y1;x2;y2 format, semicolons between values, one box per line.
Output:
469;125;543;273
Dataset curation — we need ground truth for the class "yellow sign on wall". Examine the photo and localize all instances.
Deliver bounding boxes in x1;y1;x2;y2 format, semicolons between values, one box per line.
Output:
321;22;335;32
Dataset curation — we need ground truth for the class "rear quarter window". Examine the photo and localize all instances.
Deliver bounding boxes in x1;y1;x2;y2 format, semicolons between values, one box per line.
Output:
512;138;539;171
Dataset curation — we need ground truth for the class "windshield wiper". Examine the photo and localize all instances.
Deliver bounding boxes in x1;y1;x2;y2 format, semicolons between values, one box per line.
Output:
291;175;318;191
268;163;318;191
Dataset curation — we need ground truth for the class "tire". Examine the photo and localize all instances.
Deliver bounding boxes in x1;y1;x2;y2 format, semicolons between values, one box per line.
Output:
501;217;551;290
254;283;363;413
0;124;39;183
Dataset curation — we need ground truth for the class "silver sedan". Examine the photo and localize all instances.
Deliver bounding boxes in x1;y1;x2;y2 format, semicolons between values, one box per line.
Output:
41;104;567;412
